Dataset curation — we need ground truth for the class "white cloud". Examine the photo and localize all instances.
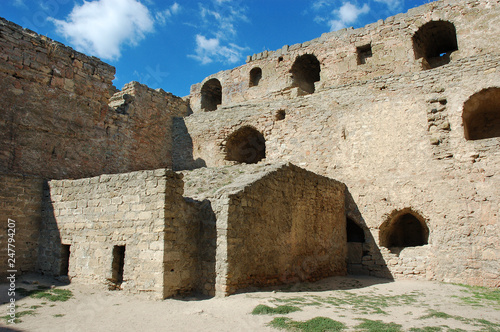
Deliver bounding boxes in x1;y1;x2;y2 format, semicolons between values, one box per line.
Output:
50;0;154;61
156;2;181;26
189;34;244;65
13;0;26;8
374;0;402;10
190;0;248;65
318;1;370;31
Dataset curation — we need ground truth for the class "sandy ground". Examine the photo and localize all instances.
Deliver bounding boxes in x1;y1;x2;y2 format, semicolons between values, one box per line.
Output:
1;274;499;332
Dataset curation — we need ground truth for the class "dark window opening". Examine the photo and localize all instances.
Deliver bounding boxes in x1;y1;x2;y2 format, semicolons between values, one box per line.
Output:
278;56;284;63
275;109;286;121
463;87;500;140
201;78;222;112
346;218;365;243
60;244;71;276
111;245;126;287
412;20;458;69
357;44;372;65
249;67;262;87
290;54;321;94
380;211;429;250
225;126;266;164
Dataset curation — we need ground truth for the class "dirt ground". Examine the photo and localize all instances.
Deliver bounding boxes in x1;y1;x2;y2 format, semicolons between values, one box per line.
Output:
1;274;499;332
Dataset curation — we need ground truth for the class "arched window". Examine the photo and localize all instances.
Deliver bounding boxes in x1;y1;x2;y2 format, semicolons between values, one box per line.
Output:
290;54;320;94
225;126;266;164
249;67;262;87
463;87;500;140
201;78;222;112
412;20;458;69
346;217;365;243
380;210;429;248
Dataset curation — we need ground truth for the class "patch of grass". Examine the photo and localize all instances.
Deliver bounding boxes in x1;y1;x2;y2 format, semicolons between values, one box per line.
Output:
409;327;443;332
53;314;65;318
354;319;403;332
30;288;73;302
1;310;37;324
30;305;42;309
252;304;301;315
455;284;500;308
269;316;346;331
419;310;453;320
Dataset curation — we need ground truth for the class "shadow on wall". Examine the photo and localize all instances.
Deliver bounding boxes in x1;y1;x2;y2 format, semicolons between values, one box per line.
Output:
38;181;70;281
172;117;206;171
345;189;394;280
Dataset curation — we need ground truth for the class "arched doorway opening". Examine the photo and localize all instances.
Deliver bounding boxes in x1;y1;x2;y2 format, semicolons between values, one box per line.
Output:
201;78;222;111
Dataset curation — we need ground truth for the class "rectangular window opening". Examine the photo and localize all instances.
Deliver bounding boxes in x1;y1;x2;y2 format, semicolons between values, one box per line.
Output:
357;44;372;65
111;245;126;288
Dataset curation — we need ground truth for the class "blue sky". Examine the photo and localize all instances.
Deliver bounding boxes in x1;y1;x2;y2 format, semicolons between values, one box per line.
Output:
1;0;430;97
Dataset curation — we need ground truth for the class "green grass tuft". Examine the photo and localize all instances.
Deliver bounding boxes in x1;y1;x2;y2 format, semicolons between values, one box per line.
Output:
355;319;403;332
409;327;443;332
252;304;301;315
269;316;346;331
419;310;453;320
30;288;73;302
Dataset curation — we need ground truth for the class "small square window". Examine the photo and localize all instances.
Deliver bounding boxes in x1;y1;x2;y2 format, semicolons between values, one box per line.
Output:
357;44;372;65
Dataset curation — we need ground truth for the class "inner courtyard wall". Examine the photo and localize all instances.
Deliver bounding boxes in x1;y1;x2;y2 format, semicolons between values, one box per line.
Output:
181;54;500;286
0;18;189;180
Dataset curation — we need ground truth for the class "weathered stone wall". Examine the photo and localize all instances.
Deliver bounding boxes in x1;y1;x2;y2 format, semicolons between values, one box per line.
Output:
0;18;189;179
184;164;346;296
38;169;197;299
181;0;500;287
189;0;500;113
0;174;43;279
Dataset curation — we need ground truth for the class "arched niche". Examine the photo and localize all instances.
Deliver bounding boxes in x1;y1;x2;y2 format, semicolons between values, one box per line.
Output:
379;209;429;249
225;126;266;164
290;54;321;94
249;67;262;87
201;78;222;112
462;87;500;140
412;20;458;69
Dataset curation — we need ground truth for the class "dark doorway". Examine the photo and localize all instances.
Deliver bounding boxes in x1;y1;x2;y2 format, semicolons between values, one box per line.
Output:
347;218;365;243
60;244;71;276
111;245;126;287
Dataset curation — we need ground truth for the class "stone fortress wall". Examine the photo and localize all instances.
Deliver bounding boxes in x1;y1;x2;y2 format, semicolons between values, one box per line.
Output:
182;0;500;287
0;0;498;296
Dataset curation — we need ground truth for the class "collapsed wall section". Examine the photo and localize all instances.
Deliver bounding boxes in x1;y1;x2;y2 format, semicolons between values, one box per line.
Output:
38;169;196;299
0;174;43;279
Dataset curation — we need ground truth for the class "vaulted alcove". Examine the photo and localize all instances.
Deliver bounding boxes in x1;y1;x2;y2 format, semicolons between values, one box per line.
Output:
290;54;321;94
463;87;500;140
225;126;266;164
413;20;458;69
201;78;222;112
